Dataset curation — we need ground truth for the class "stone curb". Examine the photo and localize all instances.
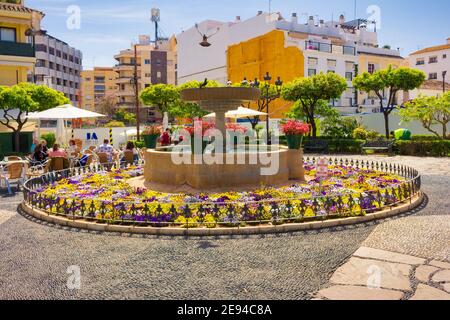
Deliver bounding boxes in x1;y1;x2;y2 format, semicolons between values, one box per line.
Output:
21;193;424;237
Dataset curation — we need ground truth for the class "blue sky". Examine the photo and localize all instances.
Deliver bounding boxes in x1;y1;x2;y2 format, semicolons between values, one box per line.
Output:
27;0;450;69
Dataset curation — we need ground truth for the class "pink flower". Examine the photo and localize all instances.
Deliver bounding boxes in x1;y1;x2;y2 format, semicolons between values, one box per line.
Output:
281;120;310;136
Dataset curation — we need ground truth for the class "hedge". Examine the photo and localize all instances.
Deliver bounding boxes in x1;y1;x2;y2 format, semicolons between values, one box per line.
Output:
395;140;450;157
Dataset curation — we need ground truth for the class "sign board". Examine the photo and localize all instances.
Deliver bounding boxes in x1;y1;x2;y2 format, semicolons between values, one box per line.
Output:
316;158;329;179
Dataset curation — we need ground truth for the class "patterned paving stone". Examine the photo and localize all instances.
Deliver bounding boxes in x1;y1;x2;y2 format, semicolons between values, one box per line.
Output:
0;210;15;226
432;270;450;283
410;284;450;300
330;257;412;291
429;260;450;269
318;285;403;300
415;265;439;283
354;247;426;265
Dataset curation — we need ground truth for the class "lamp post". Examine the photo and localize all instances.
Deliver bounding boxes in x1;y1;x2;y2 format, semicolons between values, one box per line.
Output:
133;44;141;142
246;72;282;145
443;71;447;93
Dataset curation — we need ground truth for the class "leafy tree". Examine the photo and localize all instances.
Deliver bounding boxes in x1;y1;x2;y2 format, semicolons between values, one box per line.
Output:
172;80;221;119
233;81;280;129
320;114;359;139
96;94;117;119
0;83;68;152
140;84;179;115
353;66;426;139
113;107;136;125
281;73;348;138
400;93;450;140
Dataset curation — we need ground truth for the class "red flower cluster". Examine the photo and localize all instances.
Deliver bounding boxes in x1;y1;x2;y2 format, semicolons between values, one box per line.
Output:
281;120;310;136
184;121;215;137
226;123;248;134
143;125;162;136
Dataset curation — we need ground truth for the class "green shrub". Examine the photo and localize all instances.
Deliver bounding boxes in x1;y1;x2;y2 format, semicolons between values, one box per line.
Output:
40;133;56;148
132;140;145;149
321;116;358;139
395;140;450;157
104;121;125;128
411;135;441;141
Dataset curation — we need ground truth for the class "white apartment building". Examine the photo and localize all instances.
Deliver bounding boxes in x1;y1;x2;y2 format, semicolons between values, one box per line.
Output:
34;33;83;107
177;12;404;115
409;38;450;83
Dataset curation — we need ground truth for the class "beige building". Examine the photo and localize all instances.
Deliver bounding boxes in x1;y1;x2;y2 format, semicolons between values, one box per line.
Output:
113;35;177;123
80;67;118;113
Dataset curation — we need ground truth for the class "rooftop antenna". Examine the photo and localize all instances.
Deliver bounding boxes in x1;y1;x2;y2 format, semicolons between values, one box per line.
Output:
354;0;357;19
151;8;161;44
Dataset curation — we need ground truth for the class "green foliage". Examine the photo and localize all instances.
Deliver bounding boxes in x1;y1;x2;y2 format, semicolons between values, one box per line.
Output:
0;83;69;152
281;72;348;137
400;92;450;140
113;108;136;125
131;140;145;148
353;66;426;138
40;132;56;148
140;84;179;114
320;115;358;139
104;121;125;128
395;140;450;157
353;127;381;140
411;135;441;141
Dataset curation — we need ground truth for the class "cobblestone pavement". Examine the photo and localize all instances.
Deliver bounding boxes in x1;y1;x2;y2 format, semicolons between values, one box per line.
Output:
0;156;448;300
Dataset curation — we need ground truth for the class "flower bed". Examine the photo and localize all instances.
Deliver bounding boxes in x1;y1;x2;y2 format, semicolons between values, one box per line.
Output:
23;158;421;229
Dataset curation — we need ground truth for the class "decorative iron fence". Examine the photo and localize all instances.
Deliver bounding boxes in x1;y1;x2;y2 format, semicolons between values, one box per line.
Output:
22;157;422;229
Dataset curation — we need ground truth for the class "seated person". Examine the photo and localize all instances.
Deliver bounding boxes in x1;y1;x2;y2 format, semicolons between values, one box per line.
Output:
96;139;115;162
48;144;68;159
31;143;48;166
121;141;139;164
40;140;49;154
67;139;80;158
160;129;172;147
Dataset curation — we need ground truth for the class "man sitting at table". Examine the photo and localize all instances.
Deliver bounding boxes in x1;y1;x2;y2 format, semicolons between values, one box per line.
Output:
96;139;115;162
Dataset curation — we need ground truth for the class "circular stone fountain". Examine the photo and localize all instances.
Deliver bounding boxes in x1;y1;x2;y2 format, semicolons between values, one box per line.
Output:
144;87;305;193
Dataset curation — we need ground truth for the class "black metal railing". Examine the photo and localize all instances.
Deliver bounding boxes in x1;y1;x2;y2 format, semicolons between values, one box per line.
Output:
0;41;34;57
22;157;422;229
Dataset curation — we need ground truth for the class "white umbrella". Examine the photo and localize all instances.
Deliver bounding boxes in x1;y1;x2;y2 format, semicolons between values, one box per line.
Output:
56;118;67;146
203;107;267;119
163;112;169;130
120;128;143;137
28;104;106;120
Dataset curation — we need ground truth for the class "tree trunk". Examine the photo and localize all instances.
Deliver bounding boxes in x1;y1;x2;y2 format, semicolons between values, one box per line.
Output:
310;118;318;140
13;130;21;153
383;112;390;139
443;124;447;140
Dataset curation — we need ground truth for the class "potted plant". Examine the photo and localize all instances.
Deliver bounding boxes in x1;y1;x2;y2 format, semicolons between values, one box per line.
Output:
281;120;310;181
142;125;162;149
226;123;248;148
281;120;310;150
185;121;215;154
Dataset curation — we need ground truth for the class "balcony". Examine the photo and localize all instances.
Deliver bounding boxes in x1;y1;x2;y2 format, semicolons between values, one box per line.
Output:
305;41;356;56
0;41;35;58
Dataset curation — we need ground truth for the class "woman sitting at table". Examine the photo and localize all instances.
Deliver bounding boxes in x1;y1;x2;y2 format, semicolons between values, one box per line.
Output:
31;143;48;166
121;141;139;164
67;140;80;158
48;144;68;159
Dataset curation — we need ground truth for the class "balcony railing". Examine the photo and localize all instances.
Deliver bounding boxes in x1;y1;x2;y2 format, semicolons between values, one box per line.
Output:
0;41;35;58
305;41;356;56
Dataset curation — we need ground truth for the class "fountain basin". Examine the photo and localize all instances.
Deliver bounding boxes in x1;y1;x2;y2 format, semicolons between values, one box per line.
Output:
144;146;305;193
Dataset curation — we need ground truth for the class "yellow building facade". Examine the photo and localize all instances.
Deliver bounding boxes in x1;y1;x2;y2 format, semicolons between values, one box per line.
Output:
81;67;118;112
227;30;304;118
0;1;44;86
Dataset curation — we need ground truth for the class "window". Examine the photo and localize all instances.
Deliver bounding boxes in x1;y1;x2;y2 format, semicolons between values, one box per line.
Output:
35;44;47;52
49;62;55;70
63;53;68;60
345;72;353;81
0;27;16;42
444;54;447;59
345;61;354;71
429;56;438;64
94;85;106;91
429;73;438;80
327;59;337;67
327;70;335;73
56;50;62;58
308;57;318;65
36;59;46;68
157;71;162;78
368;64;375;74
94;77;105;83
145;73;151;78
49;47;55;55
144;59;151;64
308;69;316;77
85;77;91;81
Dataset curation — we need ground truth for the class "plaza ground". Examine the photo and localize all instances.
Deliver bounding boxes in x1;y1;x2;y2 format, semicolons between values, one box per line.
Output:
0;155;448;300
